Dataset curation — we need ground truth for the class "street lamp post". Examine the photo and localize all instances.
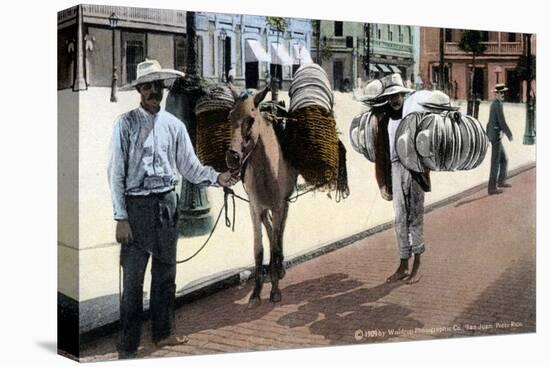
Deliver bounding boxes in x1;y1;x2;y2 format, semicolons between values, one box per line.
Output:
220;29;227;83
109;12;119;103
523;33;535;145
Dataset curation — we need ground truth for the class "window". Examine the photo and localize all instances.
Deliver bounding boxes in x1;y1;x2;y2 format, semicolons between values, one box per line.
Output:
346;36;353;48
388;25;392;41
507;32;517;42
409;28;413;44
399;26;403;42
174;35;186;72
480;31;489;42
122;32;146;84
378;28;381;39
445;29;453;42
334;21;343;37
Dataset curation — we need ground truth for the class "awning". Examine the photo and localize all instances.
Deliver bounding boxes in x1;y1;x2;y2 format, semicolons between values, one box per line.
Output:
292;44;313;65
245;40;269;63
376;64;392;73
271;43;293;65
369;64;378;72
388;64;401;73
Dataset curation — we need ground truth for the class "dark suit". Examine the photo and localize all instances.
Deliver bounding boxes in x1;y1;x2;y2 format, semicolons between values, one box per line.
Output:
486;99;513;192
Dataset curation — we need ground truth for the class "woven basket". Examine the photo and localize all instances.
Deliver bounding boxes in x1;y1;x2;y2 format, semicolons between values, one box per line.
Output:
196;109;232;172
286;105;339;189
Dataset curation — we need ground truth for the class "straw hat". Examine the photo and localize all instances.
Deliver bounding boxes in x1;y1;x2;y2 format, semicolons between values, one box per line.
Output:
120;59;185;91
359;79;388;107
493;83;509;93
378;73;414;97
418;90;459;111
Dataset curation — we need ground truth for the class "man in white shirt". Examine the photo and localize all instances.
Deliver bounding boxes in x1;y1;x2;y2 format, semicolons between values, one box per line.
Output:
377;74;429;285
110;60;237;359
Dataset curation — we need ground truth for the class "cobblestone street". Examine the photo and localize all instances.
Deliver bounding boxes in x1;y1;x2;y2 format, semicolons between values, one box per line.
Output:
81;167;536;362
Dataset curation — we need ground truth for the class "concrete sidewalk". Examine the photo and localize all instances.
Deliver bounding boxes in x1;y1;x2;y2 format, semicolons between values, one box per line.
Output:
80;166;535;362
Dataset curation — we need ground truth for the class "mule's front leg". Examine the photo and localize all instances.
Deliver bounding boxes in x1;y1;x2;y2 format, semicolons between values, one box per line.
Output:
269;204;289;303
248;206;264;309
275;203;289;281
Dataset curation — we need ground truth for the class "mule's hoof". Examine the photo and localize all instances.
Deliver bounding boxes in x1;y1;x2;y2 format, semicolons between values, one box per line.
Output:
278;267;286;280
269;290;282;303
248;297;261;309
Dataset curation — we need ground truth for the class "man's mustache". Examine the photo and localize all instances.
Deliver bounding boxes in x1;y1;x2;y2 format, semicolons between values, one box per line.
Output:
147;94;162;101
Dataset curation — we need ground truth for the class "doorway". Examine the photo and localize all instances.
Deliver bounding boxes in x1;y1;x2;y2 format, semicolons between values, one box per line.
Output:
245;62;259;89
333;60;344;91
473;67;485;100
506;69;521;102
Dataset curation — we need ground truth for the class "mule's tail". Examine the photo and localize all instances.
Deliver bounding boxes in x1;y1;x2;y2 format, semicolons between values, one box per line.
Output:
336;140;350;202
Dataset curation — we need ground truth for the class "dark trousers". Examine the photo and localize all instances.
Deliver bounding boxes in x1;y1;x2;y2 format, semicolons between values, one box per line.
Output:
488;140;508;192
117;191;178;355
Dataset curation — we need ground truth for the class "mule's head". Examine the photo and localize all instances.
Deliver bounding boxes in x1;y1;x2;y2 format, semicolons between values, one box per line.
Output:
225;85;270;171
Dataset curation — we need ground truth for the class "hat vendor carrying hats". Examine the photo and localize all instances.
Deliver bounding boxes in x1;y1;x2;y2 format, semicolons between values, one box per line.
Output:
120;59;185;91
378;73;414;97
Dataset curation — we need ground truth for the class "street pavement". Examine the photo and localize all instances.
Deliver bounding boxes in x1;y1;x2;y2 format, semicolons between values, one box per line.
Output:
80;166;536;362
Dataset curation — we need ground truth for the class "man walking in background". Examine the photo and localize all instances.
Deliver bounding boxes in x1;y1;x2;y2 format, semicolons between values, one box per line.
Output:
486;83;513;195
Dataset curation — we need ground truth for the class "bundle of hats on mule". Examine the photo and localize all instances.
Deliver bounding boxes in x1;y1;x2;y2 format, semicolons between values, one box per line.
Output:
286;64;346;195
350;74;488;172
195;84;236;172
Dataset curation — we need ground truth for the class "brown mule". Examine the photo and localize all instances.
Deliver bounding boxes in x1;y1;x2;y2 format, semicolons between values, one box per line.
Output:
226;86;298;308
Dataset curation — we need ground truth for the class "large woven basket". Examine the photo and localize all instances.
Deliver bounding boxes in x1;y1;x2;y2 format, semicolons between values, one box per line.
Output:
196;109;232;172
286;105;339;189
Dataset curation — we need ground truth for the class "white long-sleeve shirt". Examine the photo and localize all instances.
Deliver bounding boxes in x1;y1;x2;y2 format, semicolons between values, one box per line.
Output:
109;106;219;220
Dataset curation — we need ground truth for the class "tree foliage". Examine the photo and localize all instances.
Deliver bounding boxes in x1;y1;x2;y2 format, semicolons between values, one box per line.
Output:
515;54;536;81
458;30;487;56
266;17;287;33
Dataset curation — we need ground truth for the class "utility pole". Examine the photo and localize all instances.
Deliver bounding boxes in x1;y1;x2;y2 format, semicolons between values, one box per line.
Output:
166;11;213;237
439;28;445;91
364;23;371;80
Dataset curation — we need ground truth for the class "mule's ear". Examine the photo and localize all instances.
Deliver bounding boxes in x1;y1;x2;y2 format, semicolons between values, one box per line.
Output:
253;86;270;108
228;82;240;101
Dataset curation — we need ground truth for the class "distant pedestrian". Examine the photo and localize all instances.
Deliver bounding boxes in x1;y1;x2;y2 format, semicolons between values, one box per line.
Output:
486;83;513;195
227;64;236;84
414;73;423;90
110;59;238;359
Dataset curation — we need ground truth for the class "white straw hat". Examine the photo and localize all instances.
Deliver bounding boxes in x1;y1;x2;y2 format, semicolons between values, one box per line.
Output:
379;73;414;97
120;59;185;91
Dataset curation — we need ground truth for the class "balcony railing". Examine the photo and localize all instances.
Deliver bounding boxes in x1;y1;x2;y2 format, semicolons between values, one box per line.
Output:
444;41;523;55
371;39;414;57
58;4;186;28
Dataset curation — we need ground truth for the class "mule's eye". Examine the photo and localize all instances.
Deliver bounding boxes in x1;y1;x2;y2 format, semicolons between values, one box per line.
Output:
242;116;254;138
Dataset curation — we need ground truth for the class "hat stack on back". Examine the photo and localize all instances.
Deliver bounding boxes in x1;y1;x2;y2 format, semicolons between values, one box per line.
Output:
286;64;342;191
195;84;236;172
289;64;334;113
395;91;488;172
349;79;388;162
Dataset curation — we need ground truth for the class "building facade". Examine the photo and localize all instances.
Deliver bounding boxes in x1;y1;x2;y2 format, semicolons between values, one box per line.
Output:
311;21;416;91
58;4;188;91
58;7;313;92
419;28;536;102
195;13;312;89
